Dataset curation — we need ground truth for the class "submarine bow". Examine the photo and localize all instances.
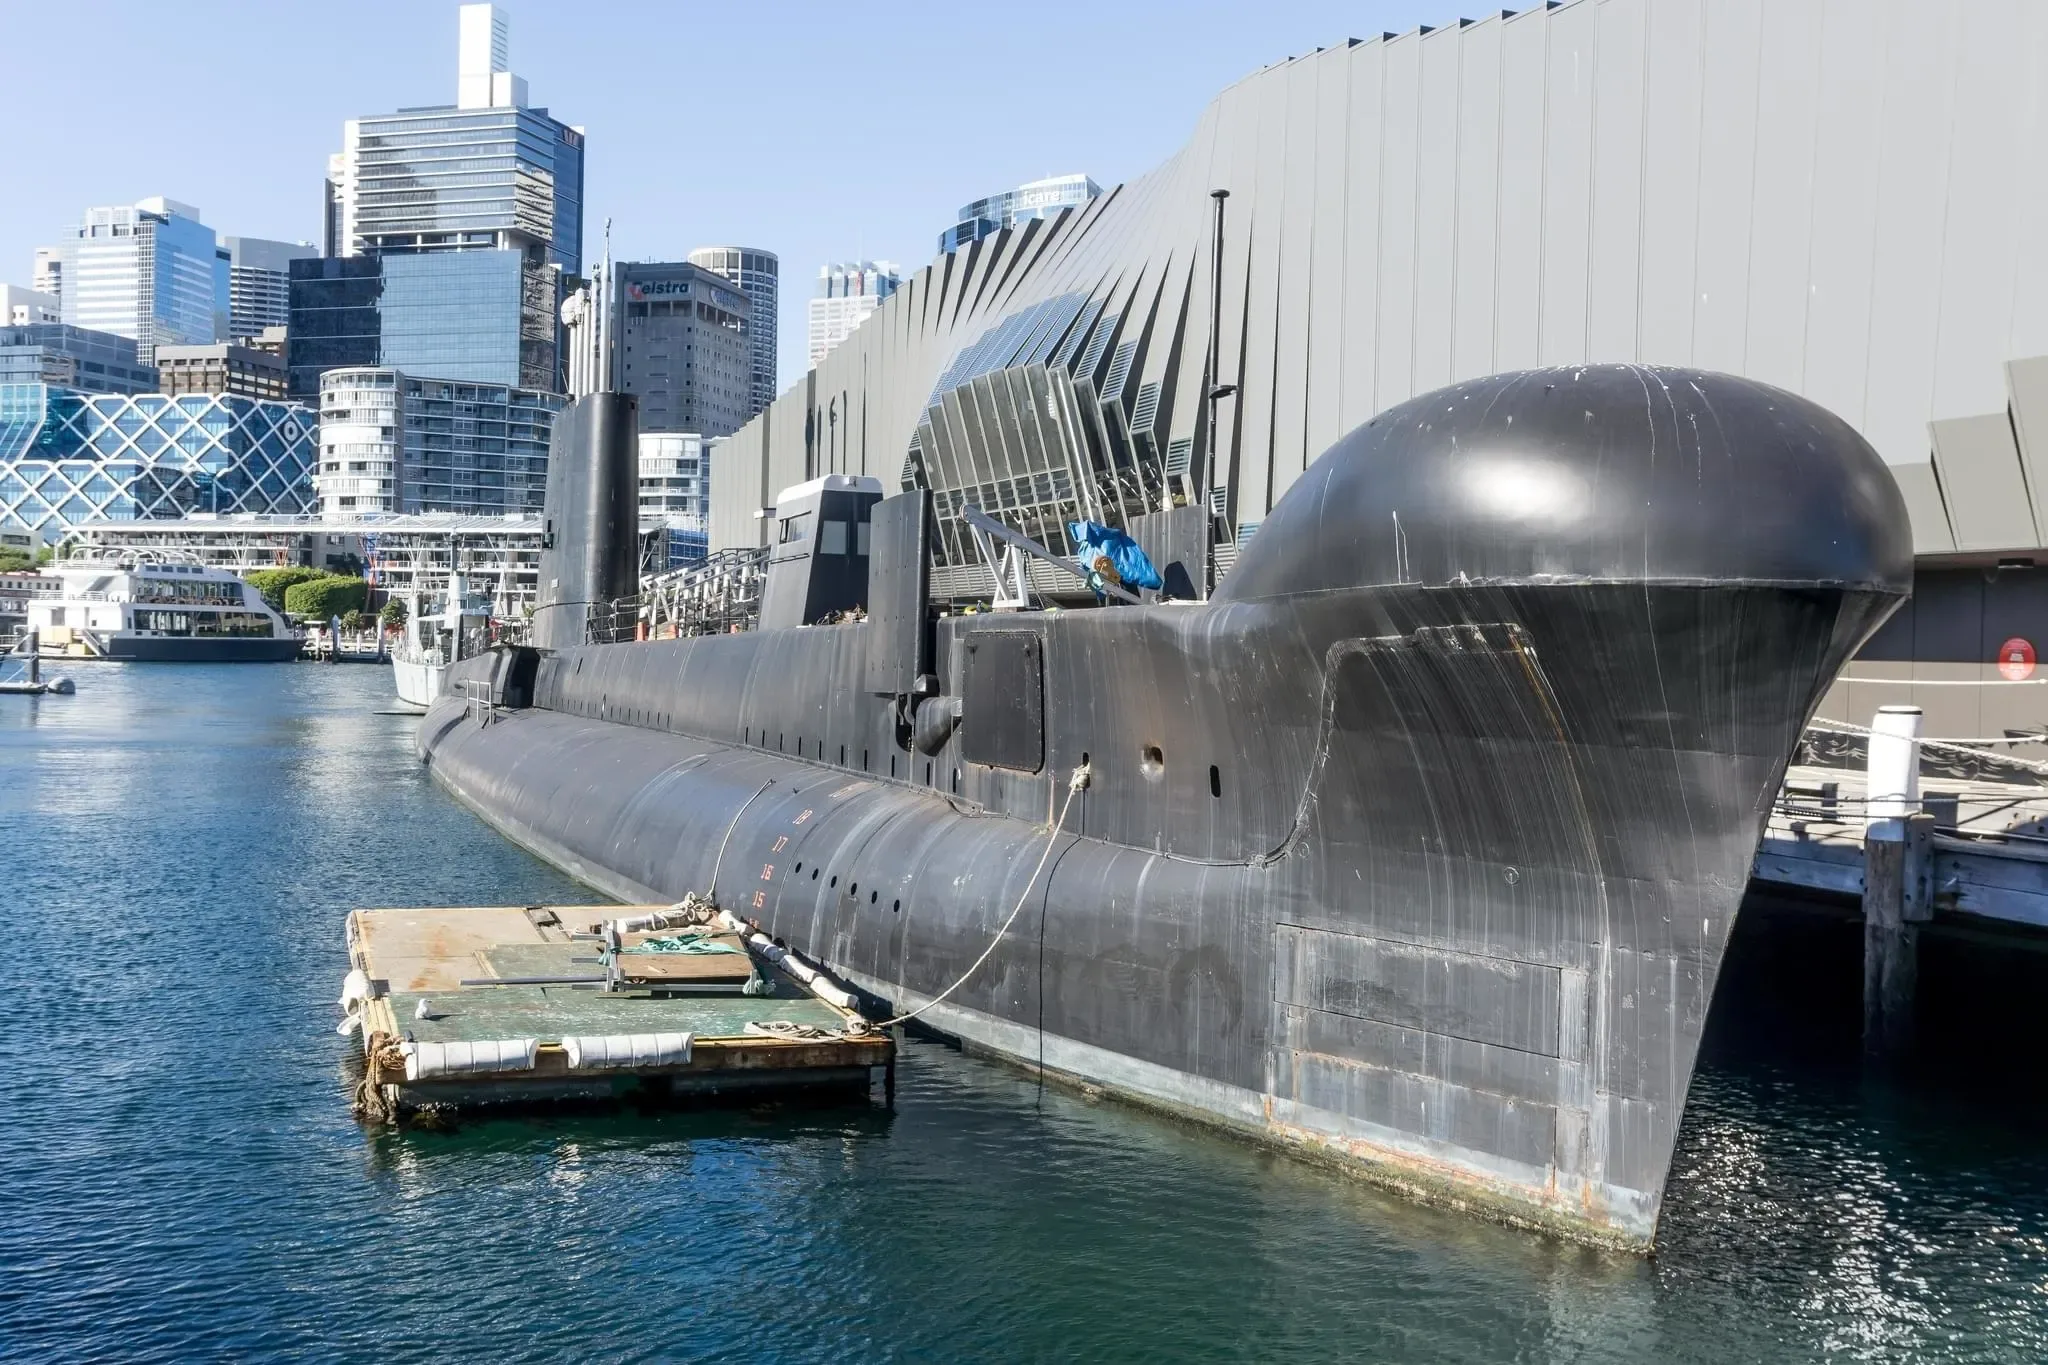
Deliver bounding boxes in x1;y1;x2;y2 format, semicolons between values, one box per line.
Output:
420;365;1908;1248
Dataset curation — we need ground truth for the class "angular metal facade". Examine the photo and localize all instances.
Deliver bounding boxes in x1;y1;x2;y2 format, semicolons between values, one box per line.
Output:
711;0;2048;562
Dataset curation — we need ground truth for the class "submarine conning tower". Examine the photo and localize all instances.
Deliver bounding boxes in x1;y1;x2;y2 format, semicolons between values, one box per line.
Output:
421;364;1918;1248
531;391;640;652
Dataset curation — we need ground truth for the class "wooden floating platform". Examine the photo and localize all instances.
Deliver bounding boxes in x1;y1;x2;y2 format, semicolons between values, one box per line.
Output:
341;903;892;1114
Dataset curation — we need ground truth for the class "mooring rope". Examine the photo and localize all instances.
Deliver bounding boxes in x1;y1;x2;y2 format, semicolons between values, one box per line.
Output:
1807;716;2048;776
873;763;1090;1030
708;779;775;901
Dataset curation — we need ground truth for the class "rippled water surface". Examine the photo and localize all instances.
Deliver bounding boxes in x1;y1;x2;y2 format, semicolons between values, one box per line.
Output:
5;664;2048;1362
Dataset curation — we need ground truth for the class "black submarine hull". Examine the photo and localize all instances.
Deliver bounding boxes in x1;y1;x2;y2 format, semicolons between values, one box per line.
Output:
420;367;1913;1246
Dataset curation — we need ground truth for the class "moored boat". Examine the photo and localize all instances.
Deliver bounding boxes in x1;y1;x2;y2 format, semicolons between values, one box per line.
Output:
28;550;299;662
389;574;489;709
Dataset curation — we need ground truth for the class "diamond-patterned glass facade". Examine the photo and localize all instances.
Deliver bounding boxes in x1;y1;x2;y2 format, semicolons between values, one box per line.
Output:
0;384;316;533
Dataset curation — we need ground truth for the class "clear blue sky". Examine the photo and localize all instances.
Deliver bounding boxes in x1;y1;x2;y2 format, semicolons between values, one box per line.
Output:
0;0;1469;386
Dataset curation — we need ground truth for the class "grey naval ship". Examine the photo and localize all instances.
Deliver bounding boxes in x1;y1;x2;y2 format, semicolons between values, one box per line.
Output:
414;17;1927;1245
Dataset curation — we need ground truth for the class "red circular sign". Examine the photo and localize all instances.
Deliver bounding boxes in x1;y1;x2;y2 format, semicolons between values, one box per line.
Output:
1999;636;2036;681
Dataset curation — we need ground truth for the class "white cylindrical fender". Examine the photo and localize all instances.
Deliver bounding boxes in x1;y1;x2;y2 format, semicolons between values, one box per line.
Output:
562;1032;694;1069
1866;705;1923;823
403;1038;539;1080
714;910;861;1011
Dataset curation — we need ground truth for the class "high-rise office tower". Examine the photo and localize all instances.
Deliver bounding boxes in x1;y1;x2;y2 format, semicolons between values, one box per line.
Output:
291;3;584;397
939;173;1101;253
322;153;348;259
39;197;230;363
615;262;752;437
687;246;778;416
807;261;900;366
31;248;63;306
222;237;317;340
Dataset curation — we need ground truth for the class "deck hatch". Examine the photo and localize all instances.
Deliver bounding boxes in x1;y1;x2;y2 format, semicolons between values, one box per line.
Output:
961;631;1044;772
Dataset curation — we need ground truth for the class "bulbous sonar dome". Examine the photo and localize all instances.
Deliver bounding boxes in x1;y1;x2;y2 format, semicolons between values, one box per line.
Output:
1214;365;1914;603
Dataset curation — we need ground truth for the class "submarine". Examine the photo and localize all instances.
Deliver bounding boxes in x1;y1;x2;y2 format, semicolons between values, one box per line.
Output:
419;363;1911;1248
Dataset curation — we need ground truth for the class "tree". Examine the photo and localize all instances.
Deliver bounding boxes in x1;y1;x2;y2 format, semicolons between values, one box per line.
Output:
283;576;368;620
339;608;368;632
379;598;409;630
0;550;31;573
246;566;328;613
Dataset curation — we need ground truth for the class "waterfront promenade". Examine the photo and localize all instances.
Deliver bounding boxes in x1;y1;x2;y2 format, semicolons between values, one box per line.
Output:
1;663;2047;1361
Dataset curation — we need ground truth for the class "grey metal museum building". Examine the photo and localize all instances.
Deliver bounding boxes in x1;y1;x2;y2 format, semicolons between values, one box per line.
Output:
709;0;2048;735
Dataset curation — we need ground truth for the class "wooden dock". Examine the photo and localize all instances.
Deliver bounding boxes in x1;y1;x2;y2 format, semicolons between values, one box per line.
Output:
340;903;892;1114
1758;766;2048;930
1753;707;2048;1051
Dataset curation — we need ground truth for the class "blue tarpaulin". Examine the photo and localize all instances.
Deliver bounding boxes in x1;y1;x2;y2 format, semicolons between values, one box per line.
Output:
1067;520;1163;596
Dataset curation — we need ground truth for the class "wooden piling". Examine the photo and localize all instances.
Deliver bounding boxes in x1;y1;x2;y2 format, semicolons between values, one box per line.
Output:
1862;812;1934;1055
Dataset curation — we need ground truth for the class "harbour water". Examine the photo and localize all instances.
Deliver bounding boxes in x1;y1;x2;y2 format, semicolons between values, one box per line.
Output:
5;664;2047;1363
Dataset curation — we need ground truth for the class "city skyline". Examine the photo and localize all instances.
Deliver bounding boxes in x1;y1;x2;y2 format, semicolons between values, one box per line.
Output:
0;0;1463;393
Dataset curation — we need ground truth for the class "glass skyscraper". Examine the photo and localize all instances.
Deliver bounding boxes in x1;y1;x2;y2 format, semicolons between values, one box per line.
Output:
222;236;318;340
0;383;316;531
40;198;230;363
939;174;1102;254
290;3;583;398
285;258;383;396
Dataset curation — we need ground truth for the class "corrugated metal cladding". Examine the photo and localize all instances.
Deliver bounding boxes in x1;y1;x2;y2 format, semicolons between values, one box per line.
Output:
710;0;2048;560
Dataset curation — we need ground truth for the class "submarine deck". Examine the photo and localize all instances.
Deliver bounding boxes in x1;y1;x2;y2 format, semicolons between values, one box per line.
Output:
342;904;893;1111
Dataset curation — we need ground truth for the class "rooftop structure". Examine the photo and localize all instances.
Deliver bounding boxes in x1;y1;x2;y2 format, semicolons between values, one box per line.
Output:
939;174;1100;254
2;285;60;326
31;249;62;306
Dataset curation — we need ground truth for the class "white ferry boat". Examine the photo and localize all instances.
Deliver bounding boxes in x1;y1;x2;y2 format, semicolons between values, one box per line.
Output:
29;550;300;662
